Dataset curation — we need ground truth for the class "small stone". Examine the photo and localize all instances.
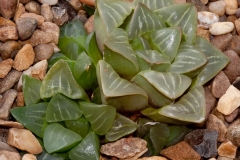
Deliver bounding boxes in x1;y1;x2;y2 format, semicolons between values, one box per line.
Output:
19;0;30;4
217;85;240;115
218;140;237;159
16;17;38;41
225;108;239;123
22;154;37;160
0;0;19;19
211;108;226;123
16;68;32;91
160;141;201;160
0;119;24;128
49;42;60;53
0;18;18;42
209;158;217;160
0;40;21;60
0;129;8;143
0;141;18;152
38;0;58;5
0;70;21;94
13;44;35;71
209;22;234;35
224;0;238;15
206;114;227;142
0;89;18;119
211;71;231;98
34;44;54;61
198;11;219;29
31;59;48;80
20;13;45;26
29;29;54;46
51;6;69;26
79;0;95;6
122;148;147;160
197;27;210;41
219;15;228;22
210;33;232;51
0;150;21;160
100;137;147;159
227;118;240;146
7;128;43;154
17;92;24;106
201;0;208;4
25;1;41;15
205;87;217;119
0;59;13;78
227;15;237;23
84;15;94;34
223;50;240;83
209;1;226;16
236;8;240;18
217;156;233;160
13;3;25;21
41;4;53;22
187;0;209;11
227;35;240;55
40;22;60;44
233;77;240;90
234;19;240;35
74;10;88;24
138;156;168;160
67;0;83;11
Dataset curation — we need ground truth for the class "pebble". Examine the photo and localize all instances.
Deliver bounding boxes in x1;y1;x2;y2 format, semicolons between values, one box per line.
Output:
34;43;54;61
41;4;53;22
0;18;18;42
211;108;226;123
0;59;13;78
218;140;237;159
80;0;95;6
206;114;227;142
160;141;201;160
227;15;237;23
67;0;83;11
233;77;240;90
0;70;21;94
208;1;226;16
210;71;231;98
14;3;25;21
187;0;209;11
0;150;21;160
0;128;8;143
16;68;32;91
227;118;240;146
210;33;232;51
219;15;228;22
29;29;54;46
38;0;58;5
40;22;60;44
13;44;35;71
197;27;210;41
31;59;48;80
225;108;239;123
16;17;38;41
236;8;240;18
0;0;19;19
223;50;240;83
0;141;18;152
138;156;168;160
84;15;94;34
227;35;240;55
25;1;41;15
19;0;30;4
0;89;18;119
51;6;69;26
224;0;238;15
234;18;240;35
22;154;37;160
217;156;234;160
0;119;24;129
0;40;21;60
17;92;24;106
204;87;217;121
7;128;42;154
20;13;45;26
198;11;219;29
209;22;234;35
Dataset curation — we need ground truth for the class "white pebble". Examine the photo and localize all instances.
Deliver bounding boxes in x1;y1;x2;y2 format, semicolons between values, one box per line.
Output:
209;22;234;35
224;0;238;15
209;1;226;16
38;0;58;5
198;11;219;29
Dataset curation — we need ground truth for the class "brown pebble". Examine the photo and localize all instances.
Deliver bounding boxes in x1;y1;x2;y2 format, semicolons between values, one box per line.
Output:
29;29;54;46
197;27;210;41
0;59;13;78
34;43;54;61
0;70;21;94
218;140;237;159
25;1;41;15
84;15;94;34
16;17;38;41
0;0;19;19
225;108;239;123
0;40;21;60
17;92;24;106
20;13;45;26
211;33;232;51
14;3;25;21
41;4;53;22
0;150;21;160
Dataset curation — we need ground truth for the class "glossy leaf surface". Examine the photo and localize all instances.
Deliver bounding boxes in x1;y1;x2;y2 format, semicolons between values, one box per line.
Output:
79;101;116;135
37;149;67;160
44;123;82;153
46;93;82;122
133;0;175;11
47;52;69;69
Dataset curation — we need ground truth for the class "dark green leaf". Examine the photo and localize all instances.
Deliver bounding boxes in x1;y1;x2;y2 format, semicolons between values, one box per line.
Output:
133;0;175;11
47;52;69;69
135;118;159;138
37;149;68;160
91;87;102;104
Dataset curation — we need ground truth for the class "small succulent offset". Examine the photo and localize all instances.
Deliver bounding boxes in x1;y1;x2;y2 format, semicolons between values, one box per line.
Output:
10;0;230;159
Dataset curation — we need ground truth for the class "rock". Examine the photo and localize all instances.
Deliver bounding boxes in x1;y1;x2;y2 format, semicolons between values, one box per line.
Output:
29;29;54;46
198;11;219;29
217;156;234;160
0;59;13;78
209;22;234;35
49;42;60;53
74;10;88;24
197;27;210;41
67;0;83;11
218;140;237;159
19;0;30;4
100;137;147;159
7;128;42;154
225;108;239;123
208;1;226;16
0;141;18;152
40;22;60;44
13;44;35;71
223;50;240;83
211;33;232;51
34;44;54;61
0;19;18;42
0;0;18;19
38;0;58;5
84;15;94;34
31;59;48;80
227;35;240;55
0;89;18;119
79;0;95;6
204;87;217;121
0;150;21;160
20;13;45;26
206;114;227;142
224;0;238;15
0;40;21;60
210;71;231;98
16;17;38;41
217;85;240;115
236;8;240;18
211;108;226;123
219;15;228;22
0;129;8;143
227;118;240;146
41;4;53;22
0;119;24;128
138;156;168;160
234;19;240;35
16;67;32;91
201;0;208;4
160;141;201;160
233;77;240;90
22;154;37;160
14;3;25;21
25;1;41;15
0;70;21;94
51;6;69;26
186;0;209;11
227;15;237;24
17;92;24;106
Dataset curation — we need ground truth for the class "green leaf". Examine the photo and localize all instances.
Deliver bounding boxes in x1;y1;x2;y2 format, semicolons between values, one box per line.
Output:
130;36;151;51
133;0;175;11
103;28;139;79
44;123;82;153
194;36;230;86
22;75;42;106
135;118;159;138
97;60;148;112
143;133;155;156
105;113;138;142
10;102;48;138
47;52;69;69
46;93;82;122
155;3;197;43
37;149;67;160
91;87;102;104
83;4;95;16
58;19;87;60
65;116;91;138
40;60;89;101
69;132;100;160
79;101;116;135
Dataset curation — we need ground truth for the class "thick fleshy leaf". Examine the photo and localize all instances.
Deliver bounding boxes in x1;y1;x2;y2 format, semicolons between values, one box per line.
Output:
37;149;67;160
130;36;151;51
91;87;102;104
46;93;82;122
155;3;197;43
65;116;91;138
97;60;148;112
194;36;230;86
22;75;42;106
69;132;100;160
10;103;48;138
104;28;139;79
58;19;87;60
148;27;181;62
47;52;69;69
105;113;138;142
133;0;175;11
44;123;82;153
79;101;116;135
135;118;159;138
40;60;89;101
167;41;207;77
127;3;165;40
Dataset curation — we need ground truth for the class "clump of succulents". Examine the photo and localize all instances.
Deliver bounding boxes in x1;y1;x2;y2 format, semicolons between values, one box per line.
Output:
10;0;229;159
